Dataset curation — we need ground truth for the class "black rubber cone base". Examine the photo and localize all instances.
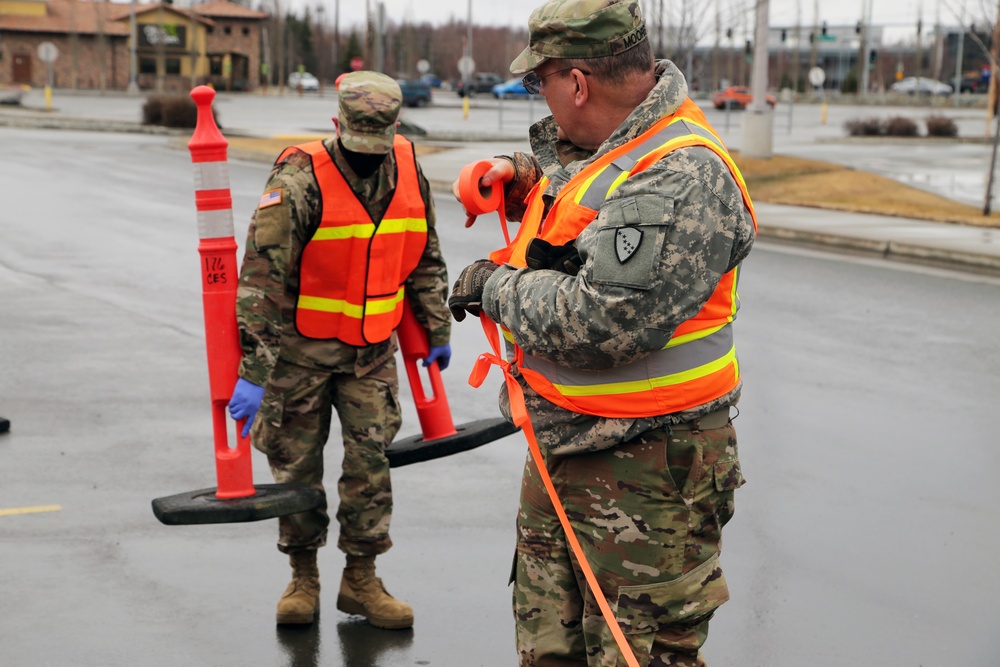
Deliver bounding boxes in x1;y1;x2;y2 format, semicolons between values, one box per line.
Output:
385;417;519;468
0;417;9;433
152;483;323;526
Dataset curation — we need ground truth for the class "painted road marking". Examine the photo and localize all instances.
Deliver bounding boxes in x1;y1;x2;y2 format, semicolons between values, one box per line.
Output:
0;504;62;517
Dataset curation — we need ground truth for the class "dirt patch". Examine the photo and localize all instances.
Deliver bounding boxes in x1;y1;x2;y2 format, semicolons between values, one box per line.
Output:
732;151;1000;228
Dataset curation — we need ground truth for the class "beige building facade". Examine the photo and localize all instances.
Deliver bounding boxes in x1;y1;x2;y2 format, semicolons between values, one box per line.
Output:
0;0;266;92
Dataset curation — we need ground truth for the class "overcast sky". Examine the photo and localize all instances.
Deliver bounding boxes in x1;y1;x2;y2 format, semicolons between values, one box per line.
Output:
284;0;991;38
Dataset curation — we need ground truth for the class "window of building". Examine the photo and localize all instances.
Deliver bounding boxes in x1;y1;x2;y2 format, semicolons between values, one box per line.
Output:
209;56;223;76
206;26;214;35
224;26;231;35
166;58;181;75
242;27;249;36
139;57;157;75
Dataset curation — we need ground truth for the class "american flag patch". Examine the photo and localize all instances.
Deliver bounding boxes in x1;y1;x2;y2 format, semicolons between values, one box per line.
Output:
258;189;282;209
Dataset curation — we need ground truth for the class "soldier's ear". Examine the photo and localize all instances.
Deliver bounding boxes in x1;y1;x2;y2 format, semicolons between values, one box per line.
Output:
332;117;340;133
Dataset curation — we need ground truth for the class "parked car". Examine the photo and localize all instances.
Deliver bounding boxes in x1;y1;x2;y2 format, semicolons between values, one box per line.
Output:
288;71;320;92
397;79;432;107
889;77;953;95
456;72;504;97
492;78;533;98
420;73;443;88
712;85;776;110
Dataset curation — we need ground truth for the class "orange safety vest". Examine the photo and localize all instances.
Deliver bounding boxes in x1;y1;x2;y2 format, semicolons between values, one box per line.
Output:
488;99;758;419
292;136;428;345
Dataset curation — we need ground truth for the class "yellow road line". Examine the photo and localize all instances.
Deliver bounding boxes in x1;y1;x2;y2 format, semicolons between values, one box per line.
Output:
0;504;62;517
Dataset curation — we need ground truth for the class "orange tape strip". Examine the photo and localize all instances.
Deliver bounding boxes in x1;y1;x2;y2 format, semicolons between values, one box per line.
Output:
471;315;641;667
458;160;511;244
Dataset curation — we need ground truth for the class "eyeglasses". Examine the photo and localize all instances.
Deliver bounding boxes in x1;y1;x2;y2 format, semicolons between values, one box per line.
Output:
521;67;591;94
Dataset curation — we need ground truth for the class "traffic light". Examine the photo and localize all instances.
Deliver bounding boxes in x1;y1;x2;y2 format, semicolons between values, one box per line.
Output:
822;21;828;36
726;27;733;40
855;21;862;34
809;32;814;44
869;49;878;64
781;29;787;43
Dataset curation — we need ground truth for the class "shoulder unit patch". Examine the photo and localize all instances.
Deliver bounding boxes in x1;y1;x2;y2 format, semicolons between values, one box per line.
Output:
615;227;643;264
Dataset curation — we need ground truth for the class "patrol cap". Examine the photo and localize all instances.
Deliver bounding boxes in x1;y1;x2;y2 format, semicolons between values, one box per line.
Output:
510;0;648;75
337;71;402;154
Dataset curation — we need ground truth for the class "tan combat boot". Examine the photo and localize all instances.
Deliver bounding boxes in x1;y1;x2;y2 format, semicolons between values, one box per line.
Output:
276;550;320;625
336;555;414;629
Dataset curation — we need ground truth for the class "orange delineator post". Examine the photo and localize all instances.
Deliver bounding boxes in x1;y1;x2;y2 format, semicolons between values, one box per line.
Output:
188;85;255;500
397;301;457;442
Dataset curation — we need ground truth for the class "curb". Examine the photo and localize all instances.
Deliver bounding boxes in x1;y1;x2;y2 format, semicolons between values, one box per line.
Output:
756;224;1000;275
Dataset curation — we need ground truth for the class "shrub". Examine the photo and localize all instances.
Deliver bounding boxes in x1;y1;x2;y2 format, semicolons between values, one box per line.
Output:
926;114;958;137
142;95;221;129
844;117;884;136
884;116;919;137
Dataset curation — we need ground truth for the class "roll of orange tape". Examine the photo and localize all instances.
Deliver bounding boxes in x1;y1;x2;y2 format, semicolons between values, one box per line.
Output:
458;160;510;243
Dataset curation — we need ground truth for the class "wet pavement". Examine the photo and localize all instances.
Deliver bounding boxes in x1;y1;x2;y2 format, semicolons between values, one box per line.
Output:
2;93;1000;666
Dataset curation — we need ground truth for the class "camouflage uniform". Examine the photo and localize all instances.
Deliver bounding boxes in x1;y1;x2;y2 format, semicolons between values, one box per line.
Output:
474;3;755;662
237;80;450;558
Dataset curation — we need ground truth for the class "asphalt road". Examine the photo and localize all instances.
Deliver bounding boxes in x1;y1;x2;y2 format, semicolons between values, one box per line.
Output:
1;128;999;666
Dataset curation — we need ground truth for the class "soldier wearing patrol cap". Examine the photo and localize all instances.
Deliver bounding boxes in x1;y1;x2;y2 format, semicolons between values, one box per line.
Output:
228;71;451;629
448;0;756;664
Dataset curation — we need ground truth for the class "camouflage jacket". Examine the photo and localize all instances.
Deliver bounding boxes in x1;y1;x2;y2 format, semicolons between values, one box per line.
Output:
236;137;450;386
481;60;756;455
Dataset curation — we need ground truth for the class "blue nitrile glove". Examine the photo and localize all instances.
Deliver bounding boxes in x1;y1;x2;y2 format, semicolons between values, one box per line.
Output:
423;344;452;371
228;378;265;438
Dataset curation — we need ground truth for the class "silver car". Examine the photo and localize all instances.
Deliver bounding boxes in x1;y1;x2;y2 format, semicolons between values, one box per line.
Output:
288;72;320;92
889;77;953;95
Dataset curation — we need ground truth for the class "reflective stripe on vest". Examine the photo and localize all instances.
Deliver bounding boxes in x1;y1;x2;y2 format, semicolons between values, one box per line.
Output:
494;99;755;418
294;136;428;345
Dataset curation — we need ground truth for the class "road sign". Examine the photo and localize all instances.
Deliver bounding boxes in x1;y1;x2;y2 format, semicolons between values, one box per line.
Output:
457;55;475;77
350;56;363;71
808;67;826;87
37;42;59;64
416;59;430;75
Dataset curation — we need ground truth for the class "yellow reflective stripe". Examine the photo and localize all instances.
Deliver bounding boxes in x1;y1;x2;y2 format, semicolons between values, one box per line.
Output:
366;288;407;314
665;322;727;348
574;168;608;204
606;170;631;197
376;217;427;234
312;223;376;241
553;345;737;397
297;287;405;317
310;217;427;241
297;295;364;318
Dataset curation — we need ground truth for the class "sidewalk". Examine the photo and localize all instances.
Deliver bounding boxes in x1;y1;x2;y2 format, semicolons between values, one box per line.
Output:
3;92;999;276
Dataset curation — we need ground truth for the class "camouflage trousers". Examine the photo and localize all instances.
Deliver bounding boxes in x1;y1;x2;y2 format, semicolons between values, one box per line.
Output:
514;420;744;667
251;356;402;557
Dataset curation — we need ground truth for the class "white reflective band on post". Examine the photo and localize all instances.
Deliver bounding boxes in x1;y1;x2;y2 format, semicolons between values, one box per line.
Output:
197;208;234;239
193;162;231;192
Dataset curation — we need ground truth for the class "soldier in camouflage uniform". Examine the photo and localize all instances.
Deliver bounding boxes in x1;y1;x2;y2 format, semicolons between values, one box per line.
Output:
448;1;755;665
228;71;451;629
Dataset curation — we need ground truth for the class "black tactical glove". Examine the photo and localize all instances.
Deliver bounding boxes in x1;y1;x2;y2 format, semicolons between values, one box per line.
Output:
448;259;499;322
525;238;582;276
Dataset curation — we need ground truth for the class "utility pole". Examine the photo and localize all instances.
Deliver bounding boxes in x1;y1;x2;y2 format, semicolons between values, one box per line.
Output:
954;8;964;108
333;0;339;76
794;0;801;92
809;0;819;70
128;0;138;93
742;0;773;158
983;0;1000;214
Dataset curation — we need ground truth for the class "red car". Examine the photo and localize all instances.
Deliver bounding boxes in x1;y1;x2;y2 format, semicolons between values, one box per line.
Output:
712;85;776;110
